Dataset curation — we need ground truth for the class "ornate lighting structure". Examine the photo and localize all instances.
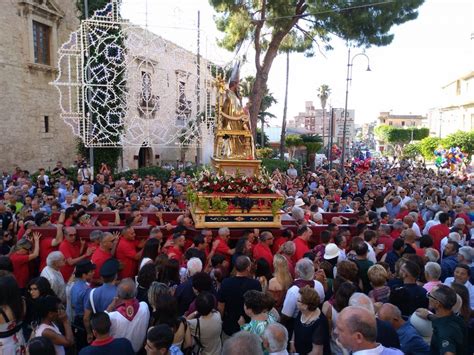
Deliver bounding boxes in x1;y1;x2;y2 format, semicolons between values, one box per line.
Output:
52;0;216;149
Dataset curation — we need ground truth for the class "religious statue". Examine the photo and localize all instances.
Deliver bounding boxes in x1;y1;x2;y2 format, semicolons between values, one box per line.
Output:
214;62;255;160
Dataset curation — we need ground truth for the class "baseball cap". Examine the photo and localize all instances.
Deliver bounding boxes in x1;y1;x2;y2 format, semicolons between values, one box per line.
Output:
99;258;119;278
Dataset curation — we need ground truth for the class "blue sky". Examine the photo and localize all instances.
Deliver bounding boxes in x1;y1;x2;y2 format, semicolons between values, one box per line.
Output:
121;0;473;126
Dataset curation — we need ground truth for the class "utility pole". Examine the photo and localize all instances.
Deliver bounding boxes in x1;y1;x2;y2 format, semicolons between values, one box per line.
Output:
329;108;334;170
84;0;94;175
196;10;201;165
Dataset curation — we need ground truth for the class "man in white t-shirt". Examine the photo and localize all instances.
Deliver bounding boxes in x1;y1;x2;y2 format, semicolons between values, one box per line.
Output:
106;278;150;353
281;258;325;319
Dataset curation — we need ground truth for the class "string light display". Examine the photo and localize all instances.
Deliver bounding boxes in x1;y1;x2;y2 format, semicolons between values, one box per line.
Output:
52;0;217;148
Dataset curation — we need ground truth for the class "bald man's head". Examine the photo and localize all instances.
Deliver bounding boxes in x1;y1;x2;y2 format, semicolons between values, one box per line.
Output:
336;306;377;352
117;278;137;300
377;303;403;330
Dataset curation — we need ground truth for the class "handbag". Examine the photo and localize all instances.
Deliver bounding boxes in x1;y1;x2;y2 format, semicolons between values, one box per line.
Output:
191;318;204;355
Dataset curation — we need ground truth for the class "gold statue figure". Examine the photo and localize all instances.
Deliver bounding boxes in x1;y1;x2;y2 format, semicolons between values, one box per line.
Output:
214;62;255;160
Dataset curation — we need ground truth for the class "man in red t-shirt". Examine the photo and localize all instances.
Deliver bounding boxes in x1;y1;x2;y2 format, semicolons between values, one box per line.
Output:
253;231;274;271
214;227;235;262
39;224;64;271
293;225;312;262
272;229;293;255
116;226;143;279
91;231;118;282
59;227;92;281
428;213;451;251
166;233;186;265
376;225;394;259
10;233;40;289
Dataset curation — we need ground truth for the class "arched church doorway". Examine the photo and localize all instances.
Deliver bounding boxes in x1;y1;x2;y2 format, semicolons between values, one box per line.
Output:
138;147;153;168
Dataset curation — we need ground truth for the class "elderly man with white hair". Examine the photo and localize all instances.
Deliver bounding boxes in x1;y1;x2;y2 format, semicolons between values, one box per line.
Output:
348;293;401;350
262;323;289;355
106;278;150;352
281;258;324;320
213;227;235;260
423;261;442;293
309;212;323;225
408;211;422;237
458;246;474;283
40;251;66;302
175;257;203;314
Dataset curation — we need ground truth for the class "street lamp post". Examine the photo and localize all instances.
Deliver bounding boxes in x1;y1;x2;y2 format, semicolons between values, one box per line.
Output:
340;47;371;176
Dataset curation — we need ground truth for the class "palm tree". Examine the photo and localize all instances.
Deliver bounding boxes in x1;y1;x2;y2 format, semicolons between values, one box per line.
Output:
301;134;324;170
259;92;277;147
317;84;331;149
285;134;303;160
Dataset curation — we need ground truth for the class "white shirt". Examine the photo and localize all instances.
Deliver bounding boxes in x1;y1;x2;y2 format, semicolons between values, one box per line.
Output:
139;257;152;270
444;277;474;309
338;248;347;262
34;323;65;355
76;193;97;204
281;280;325;318
365;241;377;264
353;344;403;355
423;220;439;235
40;266;66;303
107;301;150;353
269;351;289;355
411;223;422;238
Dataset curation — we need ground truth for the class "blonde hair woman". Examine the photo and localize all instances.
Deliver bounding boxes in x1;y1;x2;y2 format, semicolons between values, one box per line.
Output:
268;254;293;311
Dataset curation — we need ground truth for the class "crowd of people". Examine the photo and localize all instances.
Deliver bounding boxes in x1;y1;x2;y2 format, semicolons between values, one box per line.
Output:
0;157;473;354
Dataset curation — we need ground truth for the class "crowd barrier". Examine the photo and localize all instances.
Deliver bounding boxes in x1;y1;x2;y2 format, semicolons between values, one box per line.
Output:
32;212;359;247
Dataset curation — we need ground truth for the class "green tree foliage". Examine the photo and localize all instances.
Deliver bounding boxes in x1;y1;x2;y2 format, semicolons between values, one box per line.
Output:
402;142;421;159
419;136;442;160
375;125;429;145
285;134;303;160
442;131;474;157
301;134;323;169
76;0;110;19
256;128;270;148
210;0;424;138
256;147;275;159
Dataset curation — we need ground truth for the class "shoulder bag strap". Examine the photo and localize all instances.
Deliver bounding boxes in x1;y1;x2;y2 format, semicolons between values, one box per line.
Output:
89;288;96;314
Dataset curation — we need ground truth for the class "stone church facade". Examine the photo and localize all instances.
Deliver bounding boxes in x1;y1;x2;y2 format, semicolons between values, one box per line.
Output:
0;0;79;172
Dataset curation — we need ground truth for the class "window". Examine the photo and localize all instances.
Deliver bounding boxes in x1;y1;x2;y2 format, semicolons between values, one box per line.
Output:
33;21;51;65
401;121;405;126
388;122;393;126
43;116;49;133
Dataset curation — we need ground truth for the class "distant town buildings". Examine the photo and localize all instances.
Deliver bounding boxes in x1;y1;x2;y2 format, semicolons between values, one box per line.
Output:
427;71;474;138
377;112;427;127
288;101;355;147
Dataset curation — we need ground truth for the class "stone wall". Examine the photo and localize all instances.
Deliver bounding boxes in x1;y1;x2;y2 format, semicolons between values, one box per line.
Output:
0;0;79;172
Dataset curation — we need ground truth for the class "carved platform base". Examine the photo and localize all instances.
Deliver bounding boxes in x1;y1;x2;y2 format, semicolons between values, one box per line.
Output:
190;193;283;229
211;157;262;176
